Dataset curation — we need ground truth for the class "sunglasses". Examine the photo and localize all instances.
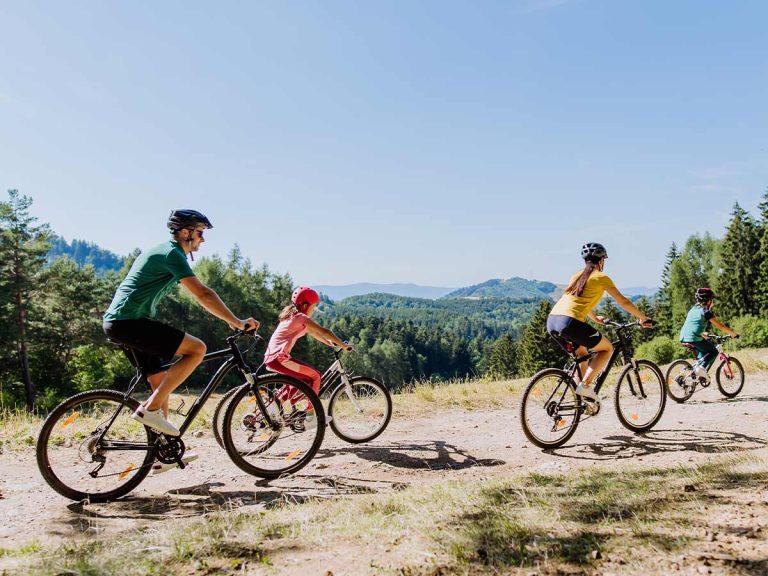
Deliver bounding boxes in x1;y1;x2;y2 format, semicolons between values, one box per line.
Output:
186;228;205;239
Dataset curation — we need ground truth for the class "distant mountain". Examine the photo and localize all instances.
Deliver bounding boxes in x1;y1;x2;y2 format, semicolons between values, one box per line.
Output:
315;283;455;301
620;286;658;297
445;277;558;300
47;236;125;275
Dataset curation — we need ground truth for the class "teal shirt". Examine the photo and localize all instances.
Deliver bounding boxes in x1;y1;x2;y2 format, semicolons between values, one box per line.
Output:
104;241;194;321
679;305;714;342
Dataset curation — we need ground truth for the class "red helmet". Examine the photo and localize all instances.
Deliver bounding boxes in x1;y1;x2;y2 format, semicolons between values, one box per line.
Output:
695;287;716;303
291;286;320;310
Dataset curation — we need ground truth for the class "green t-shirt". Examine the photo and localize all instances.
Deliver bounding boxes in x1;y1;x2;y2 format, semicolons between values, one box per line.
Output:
104;241;194;321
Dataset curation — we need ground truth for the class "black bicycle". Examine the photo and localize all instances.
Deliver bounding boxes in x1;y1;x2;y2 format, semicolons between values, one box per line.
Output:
36;330;325;503
520;319;667;449
213;345;392;447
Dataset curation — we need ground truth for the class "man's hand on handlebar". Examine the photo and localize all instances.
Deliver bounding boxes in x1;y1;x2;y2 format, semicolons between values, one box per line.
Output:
640;318;654;329
232;317;260;332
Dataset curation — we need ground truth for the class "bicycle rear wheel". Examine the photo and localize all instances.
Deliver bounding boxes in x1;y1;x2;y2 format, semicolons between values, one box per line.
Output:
664;359;695;403
614;360;666;433
36;389;155;502
519;368;581;449
328;377;392;443
222;374;325;479
716;356;744;398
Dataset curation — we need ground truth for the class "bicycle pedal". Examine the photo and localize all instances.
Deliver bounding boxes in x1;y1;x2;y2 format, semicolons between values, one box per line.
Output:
583;399;600;416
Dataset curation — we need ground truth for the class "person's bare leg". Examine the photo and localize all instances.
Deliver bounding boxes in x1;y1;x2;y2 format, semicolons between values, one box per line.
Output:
147;371;169;417
582;338;613;387
144;334;206;412
574;346;590;383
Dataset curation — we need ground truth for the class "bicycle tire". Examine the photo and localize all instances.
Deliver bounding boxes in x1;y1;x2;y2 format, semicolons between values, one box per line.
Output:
327;376;392;443
614;360;666;433
212;384;244;448
519;368;581;449
221;374;325;479
36;389;155;502
716;356;745;398
664;359;695;403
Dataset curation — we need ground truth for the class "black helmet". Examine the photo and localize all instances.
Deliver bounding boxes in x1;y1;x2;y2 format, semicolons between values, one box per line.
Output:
695;287;716;303
167;209;213;233
581;242;608;262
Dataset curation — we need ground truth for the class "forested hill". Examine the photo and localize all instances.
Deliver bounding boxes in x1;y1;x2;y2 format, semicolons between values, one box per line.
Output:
445;277;559;299
321;292;545;340
47;236;125;275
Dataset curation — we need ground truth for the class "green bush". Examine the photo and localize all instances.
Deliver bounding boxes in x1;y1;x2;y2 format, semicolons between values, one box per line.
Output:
635;335;680;365
71;345;133;392
730;315;768;349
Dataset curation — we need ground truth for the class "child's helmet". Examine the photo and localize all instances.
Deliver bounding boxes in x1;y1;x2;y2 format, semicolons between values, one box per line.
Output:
167;209;213;233
291;286;320;310
695;287;716;303
581;242;608;262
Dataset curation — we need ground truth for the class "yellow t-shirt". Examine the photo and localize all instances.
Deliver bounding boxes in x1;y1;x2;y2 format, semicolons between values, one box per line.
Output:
550;270;616;322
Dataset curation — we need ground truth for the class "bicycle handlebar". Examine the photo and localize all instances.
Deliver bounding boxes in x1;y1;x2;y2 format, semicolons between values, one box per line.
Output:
602;318;653;330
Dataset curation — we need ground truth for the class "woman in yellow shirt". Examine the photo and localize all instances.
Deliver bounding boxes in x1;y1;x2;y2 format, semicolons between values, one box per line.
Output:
547;242;652;400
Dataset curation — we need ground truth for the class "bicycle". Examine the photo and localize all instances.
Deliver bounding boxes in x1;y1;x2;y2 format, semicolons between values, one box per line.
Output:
213;344;392;447
36;330;325;503
519;319;667;449
665;334;744;402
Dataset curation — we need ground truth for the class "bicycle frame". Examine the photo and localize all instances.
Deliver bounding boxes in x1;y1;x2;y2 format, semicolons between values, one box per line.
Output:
561;320;638;397
318;348;351;396
99;331;267;455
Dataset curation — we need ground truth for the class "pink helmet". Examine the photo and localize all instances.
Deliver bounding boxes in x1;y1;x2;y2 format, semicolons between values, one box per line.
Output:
291;286;320;311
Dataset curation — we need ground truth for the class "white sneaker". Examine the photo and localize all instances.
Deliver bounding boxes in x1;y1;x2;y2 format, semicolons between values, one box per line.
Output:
693;365;709;383
575;384;598;401
152;453;198;475
132;407;180;436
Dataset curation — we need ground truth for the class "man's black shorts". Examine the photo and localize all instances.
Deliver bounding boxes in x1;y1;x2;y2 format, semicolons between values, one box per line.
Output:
546;314;603;350
103;319;185;375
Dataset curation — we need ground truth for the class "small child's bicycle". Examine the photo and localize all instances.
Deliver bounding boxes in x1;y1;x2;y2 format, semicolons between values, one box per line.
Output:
213;344;392;447
665;334;744;402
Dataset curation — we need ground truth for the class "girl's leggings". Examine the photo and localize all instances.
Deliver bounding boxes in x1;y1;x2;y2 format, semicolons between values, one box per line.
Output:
265;355;322;405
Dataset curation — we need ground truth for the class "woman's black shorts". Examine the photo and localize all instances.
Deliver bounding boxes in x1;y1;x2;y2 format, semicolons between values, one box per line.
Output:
103;318;185;375
546;314;603;350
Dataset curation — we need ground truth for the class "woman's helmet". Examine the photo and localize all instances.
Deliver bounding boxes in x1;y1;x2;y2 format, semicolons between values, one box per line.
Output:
167;209;213;233
291;286;320;310
581;242;608;262
695;287;716;303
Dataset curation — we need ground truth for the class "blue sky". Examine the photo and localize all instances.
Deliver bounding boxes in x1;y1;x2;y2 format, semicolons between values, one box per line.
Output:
1;1;766;288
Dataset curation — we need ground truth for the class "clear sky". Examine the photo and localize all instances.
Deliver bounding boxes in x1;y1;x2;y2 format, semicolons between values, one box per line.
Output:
1;1;766;289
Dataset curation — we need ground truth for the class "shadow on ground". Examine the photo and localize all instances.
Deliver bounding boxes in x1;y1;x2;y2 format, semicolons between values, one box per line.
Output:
549;429;767;460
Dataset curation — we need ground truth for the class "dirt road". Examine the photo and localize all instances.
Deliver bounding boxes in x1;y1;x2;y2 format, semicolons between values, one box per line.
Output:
1;385;766;548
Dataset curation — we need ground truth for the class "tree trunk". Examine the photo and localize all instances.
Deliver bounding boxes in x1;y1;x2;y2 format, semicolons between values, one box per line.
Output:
16;287;35;411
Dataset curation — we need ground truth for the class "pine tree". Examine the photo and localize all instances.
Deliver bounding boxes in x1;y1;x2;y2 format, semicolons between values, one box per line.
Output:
755;188;768;315
654;243;679;337
516;299;567;377
0;190;51;409
716;203;759;320
486;333;517;379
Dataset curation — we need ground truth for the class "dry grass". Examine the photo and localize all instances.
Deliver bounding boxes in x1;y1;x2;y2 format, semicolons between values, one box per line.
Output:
4;451;766;575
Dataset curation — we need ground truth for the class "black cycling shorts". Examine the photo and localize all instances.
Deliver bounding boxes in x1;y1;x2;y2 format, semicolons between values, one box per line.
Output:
546;314;603;350
103;319;185;375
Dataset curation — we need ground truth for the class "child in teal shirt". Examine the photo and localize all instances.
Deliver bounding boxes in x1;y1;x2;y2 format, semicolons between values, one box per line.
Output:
679;288;738;381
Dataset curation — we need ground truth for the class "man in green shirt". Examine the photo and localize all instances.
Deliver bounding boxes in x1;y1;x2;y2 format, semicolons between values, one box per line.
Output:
103;209;259;446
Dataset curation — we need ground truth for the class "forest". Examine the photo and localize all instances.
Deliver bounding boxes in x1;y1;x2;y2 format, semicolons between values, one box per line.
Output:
2;188;767;410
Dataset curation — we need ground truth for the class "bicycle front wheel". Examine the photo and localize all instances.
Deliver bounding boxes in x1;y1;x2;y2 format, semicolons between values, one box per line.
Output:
519;368;581;449
328;377;392;443
212;384;244;448
36;389;155;502
222;374;325;479
665;359;695;403
614;360;666;433
716;356;744;398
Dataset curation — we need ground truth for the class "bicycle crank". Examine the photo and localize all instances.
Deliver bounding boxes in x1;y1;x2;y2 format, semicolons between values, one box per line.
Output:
155;436;186;465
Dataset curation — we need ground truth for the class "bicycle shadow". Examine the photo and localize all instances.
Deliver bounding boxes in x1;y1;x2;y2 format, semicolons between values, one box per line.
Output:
684;393;768;405
547;429;768;461
313;440;506;471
